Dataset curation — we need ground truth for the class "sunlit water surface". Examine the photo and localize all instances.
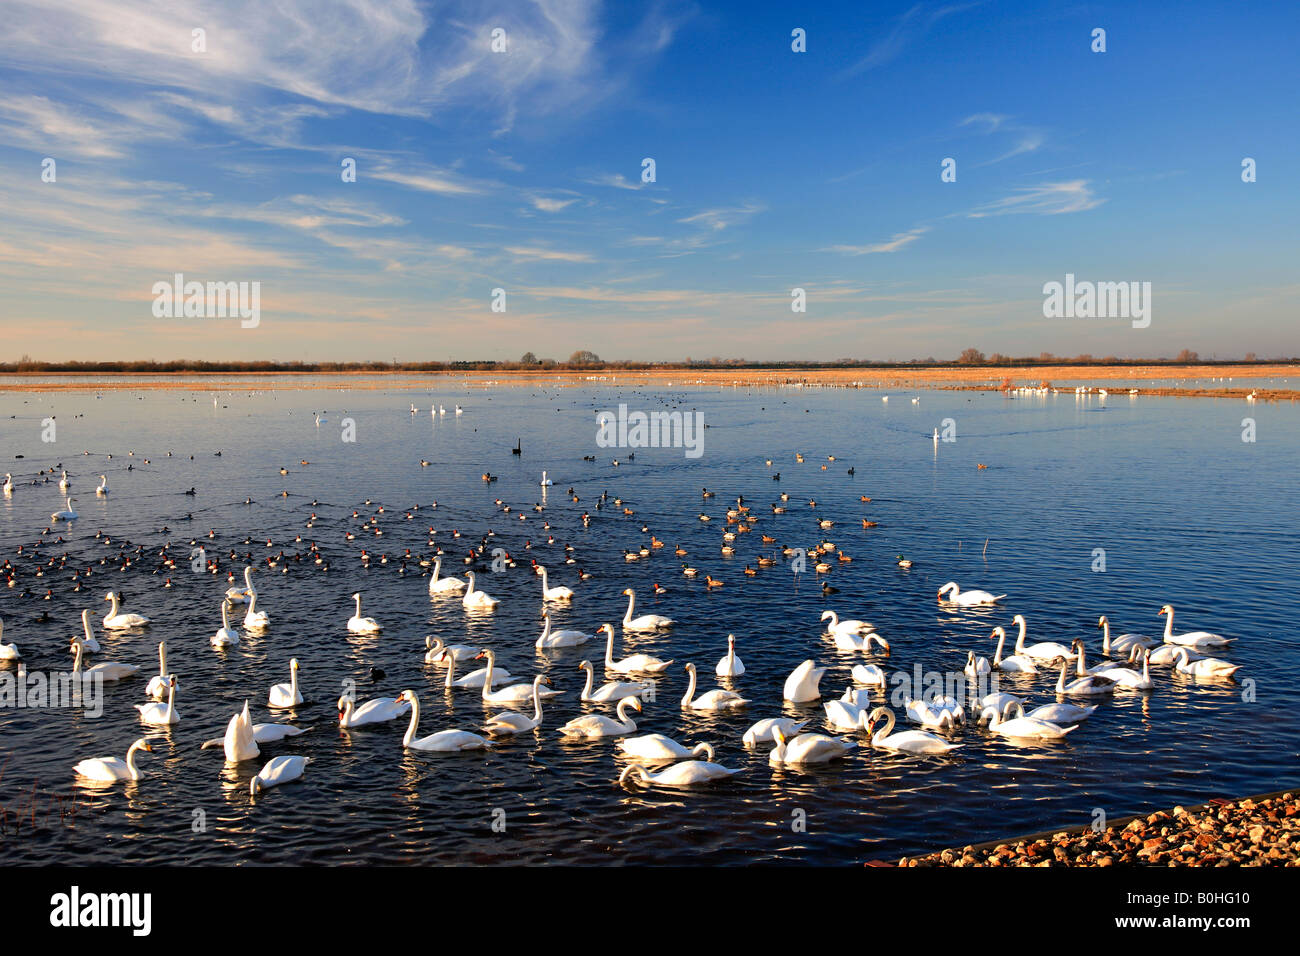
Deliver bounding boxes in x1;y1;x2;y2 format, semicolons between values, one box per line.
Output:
0;381;1296;865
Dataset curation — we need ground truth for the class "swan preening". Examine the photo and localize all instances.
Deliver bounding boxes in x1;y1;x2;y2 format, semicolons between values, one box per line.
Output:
74;738;153;782
560;696;641;738
936;582;1006;606
619;735;715;762
742;717;808;746
250;755;311;796
619;760;741;788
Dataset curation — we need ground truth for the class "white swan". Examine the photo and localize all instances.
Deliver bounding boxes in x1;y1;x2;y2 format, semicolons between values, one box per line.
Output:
1098;615;1156;656
538;566;574;601
622;589;674;630
936;581;1006;606
619;760;741;788
769;726;857;765
144;641;171;699
559;696;641;738
602;623;673;673
1026;701;1097;723
991;626;1037;673
850;663;887;686
477;649;562;706
742;717;809;746
0;618;20;660
864;707;963;754
1055;658;1114;697
59;469;71;491
484;677;551;735
135;675;180;726
425;637;477;663
428;557;467;594
964;650;991;676
832;629;890;652
243;590;270;630
250;755;311;795
783;659;827;702
536;610;591;649
338;692;411;728
619;736;715;762
681;662;749;711
820;609;875;635
1095;647;1154;689
1159;605;1233;648
71;628;138;681
268;658;303;708
462;572;500;610
715;634;745;677
1172;647;1240;679
211;601;239;647
396;690;491;751
208;702;259;762
347;592;382;633
225;566;254;604
1012;615;1076;662
904;696;964;729
74;738;153;782
95;474;108;496
51;496;78;521
0;473;11;495
824;696;870;731
578;660;648;702
103;591;150;629
432;649;515;689
980;701;1076;740
539;470;552;485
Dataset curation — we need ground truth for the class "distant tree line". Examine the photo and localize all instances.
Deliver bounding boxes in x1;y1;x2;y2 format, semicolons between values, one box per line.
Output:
2;350;1291;375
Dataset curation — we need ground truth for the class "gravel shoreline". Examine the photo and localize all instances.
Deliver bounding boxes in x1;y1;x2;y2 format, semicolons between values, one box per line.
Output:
894;790;1300;867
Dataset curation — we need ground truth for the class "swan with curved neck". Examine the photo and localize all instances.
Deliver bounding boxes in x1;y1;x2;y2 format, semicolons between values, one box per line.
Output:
979;700;1076;739
475;650;561;705
621;589;674;630
602;624;672;673
820;610;875;635
425;637;476;663
1159;605;1232;648
338;692;411;728
715;634;745;677
1055;657;1114;696
135;675;180;725
395;690;491;751
991;626;1037;672
71;620;138;680
103;591;150;629
680;662;749;711
742;718;808;746
558;696;641;737
347;592;382;633
95;474;108;496
51;496;78;521
578;660;648;702
538;567;574;601
431;648;512;689
936;582;1006;606
144;641;171;699
618;759;741;788
462;572;500;609
484;677;551;735
268;658;302;708
1098;615;1155;656
1172;647;1240;679
250;755;311;796
618;736;715;762
74;738;153;782
769;726;857;765
1011;615;1076;662
536;611;590;649
428;557;467;594
212;602;239;647
863;707;963;754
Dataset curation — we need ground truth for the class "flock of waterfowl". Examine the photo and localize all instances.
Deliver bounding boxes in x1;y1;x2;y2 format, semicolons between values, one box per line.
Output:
0;410;1247;804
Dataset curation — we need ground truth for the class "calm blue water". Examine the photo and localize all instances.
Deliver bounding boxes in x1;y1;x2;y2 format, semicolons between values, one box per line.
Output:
0;380;1296;864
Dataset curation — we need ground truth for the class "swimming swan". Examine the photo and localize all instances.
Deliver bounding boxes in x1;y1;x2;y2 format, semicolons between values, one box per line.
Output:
395;690;491;751
484;676;552;735
769;726;857;765
622;589;674;630
135;675;180;726
268;658;303;708
936;582;1006;606
980;701;1076;740
538;566;575;601
1159;605;1232;649
991;626;1037;672
462;572;500;610
338;692;411;728
619;760;741;788
428;557;467;594
680;662;749;711
103;591;150;629
715;634;746;676
144;641;172;699
347;592;382;633
578;660;649;702
619;736;715;762
864;707;963;754
602;623;673;673
211;601;239;647
536;610;591;649
742;717;808;746
559;696;641;738
74;738;153;782
476;649;562;706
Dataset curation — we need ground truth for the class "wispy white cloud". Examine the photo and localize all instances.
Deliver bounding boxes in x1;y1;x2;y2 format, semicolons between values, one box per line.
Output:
841;2;985;77
676;202;765;232
968;180;1104;217
823;226;929;255
505;245;593;263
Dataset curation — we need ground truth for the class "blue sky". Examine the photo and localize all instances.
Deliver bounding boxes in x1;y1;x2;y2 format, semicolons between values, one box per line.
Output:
0;0;1295;362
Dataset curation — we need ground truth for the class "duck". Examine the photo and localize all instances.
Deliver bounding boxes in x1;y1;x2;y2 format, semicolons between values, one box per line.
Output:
601;623;672;674
680;662;749;711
